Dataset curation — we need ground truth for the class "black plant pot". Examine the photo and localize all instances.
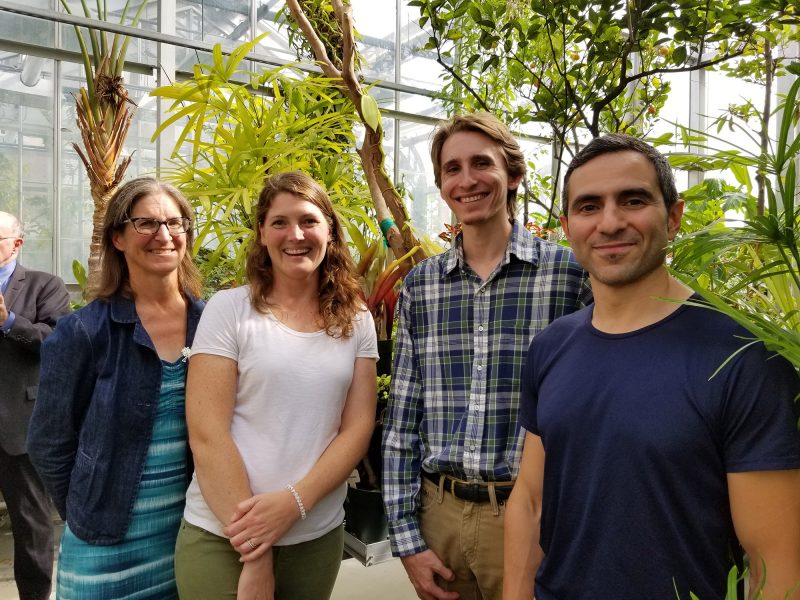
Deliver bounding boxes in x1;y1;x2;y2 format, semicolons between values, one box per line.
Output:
357;338;393;489
344;487;389;544
376;338;393;377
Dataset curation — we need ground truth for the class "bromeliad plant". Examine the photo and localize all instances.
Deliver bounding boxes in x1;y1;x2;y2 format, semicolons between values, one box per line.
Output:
357;231;442;340
668;64;800;374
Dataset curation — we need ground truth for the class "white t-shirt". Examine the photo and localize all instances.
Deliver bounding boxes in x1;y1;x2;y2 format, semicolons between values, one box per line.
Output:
183;285;379;544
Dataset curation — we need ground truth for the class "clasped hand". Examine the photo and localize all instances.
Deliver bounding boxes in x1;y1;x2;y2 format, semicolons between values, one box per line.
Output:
224;489;300;562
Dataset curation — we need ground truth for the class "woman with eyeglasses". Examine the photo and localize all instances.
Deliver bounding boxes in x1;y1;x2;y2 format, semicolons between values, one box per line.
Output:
27;176;204;598
174;172;377;599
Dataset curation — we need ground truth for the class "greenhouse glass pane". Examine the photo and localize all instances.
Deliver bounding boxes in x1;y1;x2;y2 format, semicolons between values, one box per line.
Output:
0;0;54;47
399;0;445;90
254;0;297;63
397;92;444;120
0;55;55;273
396;119;447;242
351;0;396;82
175;0;251;70
59;0;158;67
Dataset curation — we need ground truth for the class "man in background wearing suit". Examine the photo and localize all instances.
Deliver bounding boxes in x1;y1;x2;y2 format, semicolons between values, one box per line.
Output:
0;211;69;600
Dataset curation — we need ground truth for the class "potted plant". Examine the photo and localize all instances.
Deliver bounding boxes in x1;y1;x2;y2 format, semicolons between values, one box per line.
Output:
344;372;391;546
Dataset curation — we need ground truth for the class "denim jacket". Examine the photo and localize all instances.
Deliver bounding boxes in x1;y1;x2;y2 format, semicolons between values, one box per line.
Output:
27;294;204;545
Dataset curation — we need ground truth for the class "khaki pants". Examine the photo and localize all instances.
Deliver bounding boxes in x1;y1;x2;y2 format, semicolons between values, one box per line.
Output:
419;476;506;600
174;519;343;599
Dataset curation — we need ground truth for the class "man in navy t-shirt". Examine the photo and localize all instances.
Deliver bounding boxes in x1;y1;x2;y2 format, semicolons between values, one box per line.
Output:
503;134;800;600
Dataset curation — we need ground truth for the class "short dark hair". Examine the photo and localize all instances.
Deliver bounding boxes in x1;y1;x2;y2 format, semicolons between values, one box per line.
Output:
562;133;678;215
430;111;526;221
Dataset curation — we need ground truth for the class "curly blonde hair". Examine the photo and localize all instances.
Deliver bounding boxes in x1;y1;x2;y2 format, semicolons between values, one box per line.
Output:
245;171;364;338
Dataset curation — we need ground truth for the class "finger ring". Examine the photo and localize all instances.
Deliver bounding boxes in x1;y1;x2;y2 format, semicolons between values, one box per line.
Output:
246;538;257;551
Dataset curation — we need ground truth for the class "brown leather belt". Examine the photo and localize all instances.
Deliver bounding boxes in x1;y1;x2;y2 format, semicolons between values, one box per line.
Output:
422;471;514;503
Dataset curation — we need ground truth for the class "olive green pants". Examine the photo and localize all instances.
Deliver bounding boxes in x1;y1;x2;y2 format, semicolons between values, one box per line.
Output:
174;519;343;600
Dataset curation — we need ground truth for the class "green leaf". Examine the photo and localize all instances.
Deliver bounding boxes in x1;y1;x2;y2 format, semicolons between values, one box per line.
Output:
729;162;752;193
72;259;88;290
725;564;739;599
672;45;687;65
360;94;381;131
776;75;800;168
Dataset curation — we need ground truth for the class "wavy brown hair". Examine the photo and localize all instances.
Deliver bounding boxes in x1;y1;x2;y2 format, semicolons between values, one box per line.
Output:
245;171;363;338
91;177;202;301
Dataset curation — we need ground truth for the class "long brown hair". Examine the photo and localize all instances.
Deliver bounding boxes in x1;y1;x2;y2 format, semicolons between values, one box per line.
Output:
245;171;363;338
91;177;202;300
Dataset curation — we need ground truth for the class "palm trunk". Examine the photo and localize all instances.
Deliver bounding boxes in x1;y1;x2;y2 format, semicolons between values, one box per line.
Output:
73;67;135;293
86;187;118;289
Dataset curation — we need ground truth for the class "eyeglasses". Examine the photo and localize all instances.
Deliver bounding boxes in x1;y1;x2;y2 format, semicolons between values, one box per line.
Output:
124;217;191;235
0;236;20;242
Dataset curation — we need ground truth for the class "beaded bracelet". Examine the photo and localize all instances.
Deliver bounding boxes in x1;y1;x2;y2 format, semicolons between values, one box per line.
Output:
286;484;307;520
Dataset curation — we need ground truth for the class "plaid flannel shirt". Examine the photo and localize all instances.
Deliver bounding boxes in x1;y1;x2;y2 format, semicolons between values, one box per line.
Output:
382;221;592;557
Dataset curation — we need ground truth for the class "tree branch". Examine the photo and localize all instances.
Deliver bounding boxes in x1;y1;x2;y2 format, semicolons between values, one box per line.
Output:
332;0;361;95
284;0;342;82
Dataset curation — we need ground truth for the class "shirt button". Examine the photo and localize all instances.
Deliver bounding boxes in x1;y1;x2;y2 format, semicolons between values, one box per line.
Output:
478;325;484;332
477;365;482;371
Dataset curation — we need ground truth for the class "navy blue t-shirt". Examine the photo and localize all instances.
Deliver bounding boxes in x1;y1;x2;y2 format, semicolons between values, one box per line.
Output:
520;302;800;599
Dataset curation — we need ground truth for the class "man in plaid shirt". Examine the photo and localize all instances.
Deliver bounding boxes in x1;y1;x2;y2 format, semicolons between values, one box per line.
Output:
382;112;591;600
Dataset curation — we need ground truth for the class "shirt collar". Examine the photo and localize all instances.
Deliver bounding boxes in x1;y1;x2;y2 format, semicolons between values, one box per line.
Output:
109;291;204;324
443;220;541;274
0;259;17;291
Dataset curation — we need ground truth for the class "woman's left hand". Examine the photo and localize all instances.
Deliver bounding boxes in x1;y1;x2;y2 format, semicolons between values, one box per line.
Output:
224;489;301;561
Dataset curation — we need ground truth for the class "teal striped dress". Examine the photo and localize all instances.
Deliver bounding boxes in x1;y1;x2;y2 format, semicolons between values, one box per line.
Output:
57;359;188;599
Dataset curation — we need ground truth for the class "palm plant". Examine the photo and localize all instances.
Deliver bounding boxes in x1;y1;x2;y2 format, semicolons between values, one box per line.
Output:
669;65;800;373
61;0;149;289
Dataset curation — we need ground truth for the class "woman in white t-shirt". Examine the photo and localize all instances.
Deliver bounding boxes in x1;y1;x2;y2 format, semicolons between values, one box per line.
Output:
174;171;378;599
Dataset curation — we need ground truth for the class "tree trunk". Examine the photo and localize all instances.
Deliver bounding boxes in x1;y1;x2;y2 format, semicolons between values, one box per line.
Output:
756;38;773;217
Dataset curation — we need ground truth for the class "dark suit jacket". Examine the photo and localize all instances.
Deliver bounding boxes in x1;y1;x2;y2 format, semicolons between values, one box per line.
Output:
0;263;70;455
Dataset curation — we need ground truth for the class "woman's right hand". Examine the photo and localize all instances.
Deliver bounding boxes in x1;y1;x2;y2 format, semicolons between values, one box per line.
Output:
237;550;274;600
225;489;301;560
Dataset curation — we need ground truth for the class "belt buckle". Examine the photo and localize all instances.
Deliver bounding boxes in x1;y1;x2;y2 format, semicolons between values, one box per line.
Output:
458;482;485;502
